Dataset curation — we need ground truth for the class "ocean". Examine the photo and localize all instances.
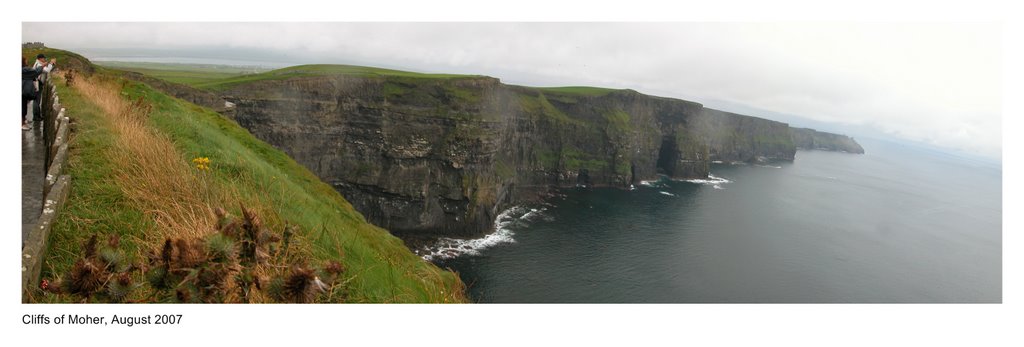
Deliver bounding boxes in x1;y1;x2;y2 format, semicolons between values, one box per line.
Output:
432;138;1002;303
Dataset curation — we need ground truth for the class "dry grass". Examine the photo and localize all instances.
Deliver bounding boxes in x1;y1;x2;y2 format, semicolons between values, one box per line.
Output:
72;76;226;244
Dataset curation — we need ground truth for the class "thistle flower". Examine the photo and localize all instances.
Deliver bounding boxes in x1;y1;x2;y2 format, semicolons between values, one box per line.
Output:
99;247;125;271
206;233;236;263
197;264;231;302
145;263;170;289
67;258;105;296
282;265;322;303
324;260;345;275
106;273;133;302
107;234;121;248
174;238;207;268
160;238;173;264
321;260;345;286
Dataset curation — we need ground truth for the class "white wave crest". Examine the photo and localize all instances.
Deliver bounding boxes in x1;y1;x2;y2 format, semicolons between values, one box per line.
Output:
420;206;543;262
683;174;732;185
659;191;676;196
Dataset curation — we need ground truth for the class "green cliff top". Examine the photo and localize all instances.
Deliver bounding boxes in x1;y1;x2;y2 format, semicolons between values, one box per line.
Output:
99;61;633;98
193;64;487;91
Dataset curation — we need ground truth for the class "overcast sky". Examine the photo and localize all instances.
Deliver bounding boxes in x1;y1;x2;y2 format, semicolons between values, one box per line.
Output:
23;22;1002;159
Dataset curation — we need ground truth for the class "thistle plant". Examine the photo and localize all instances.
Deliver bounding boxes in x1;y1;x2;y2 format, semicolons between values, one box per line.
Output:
43;204;347;303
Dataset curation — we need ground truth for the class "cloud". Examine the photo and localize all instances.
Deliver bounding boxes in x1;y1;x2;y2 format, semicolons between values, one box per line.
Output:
23;22;1002;158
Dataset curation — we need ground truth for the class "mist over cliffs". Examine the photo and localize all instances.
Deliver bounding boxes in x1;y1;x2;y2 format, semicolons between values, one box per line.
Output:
197;67;862;238
791;127;865;153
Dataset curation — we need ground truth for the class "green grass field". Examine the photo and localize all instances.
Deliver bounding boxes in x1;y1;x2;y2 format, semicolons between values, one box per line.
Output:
93;61;265;86
191;64;486;91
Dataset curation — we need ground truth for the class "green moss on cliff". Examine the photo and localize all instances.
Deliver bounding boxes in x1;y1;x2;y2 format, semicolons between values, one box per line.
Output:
562;147;608;172
614;159;632;177
536;148;561;169
382;81;410;98
518;92;582;125
535;86;621;96
602;108;633;135
442;84;483;104
495;159;515;181
754;133;795;147
534;145;611;173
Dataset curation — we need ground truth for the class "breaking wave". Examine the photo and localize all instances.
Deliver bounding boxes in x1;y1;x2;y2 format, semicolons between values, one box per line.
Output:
639;179;662;188
683;174;732;185
419;206;547;262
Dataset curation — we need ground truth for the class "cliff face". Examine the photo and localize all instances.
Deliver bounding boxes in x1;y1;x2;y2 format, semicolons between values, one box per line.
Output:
790;127;865;154
216;72;856;238
693;108;796;163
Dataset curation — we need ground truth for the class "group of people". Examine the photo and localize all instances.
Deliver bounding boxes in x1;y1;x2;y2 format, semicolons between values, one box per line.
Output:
21;54;57;130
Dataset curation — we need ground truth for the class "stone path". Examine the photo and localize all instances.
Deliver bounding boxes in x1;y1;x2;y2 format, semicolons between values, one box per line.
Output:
22;101;45;246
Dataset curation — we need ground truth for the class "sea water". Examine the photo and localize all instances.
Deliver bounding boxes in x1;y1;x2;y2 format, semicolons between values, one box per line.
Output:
433;138;1002;303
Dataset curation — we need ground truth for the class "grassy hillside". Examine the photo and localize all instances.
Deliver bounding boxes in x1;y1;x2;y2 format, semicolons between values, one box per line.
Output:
92;61;260;85
192;64;486;91
22;47;95;74
32;49;465;303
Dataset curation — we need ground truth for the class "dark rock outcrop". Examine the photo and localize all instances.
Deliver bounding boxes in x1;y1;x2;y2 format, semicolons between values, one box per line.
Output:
206;72;860;238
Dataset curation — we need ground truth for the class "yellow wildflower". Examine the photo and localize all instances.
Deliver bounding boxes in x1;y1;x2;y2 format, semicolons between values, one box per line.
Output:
192;156;212;171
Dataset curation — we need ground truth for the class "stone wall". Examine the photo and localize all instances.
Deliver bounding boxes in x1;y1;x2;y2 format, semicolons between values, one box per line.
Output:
22;78;72;300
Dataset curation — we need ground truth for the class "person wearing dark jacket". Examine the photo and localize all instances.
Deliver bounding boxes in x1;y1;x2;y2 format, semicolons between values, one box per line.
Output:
22;57;46;130
31;54;55;122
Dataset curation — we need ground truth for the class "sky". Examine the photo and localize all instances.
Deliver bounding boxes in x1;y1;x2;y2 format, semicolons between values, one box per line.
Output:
22;22;1002;159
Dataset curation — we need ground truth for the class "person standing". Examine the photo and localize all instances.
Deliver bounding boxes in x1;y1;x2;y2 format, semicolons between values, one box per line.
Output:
22;57;47;130
30;54;55;122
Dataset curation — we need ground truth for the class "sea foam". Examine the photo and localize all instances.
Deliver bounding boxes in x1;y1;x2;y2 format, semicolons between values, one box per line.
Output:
419;206;545;261
639;179;661;188
683;174;732;185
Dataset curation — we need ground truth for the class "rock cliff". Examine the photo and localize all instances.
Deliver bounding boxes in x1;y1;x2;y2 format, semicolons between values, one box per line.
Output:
790;127;865;154
191;67;861;238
